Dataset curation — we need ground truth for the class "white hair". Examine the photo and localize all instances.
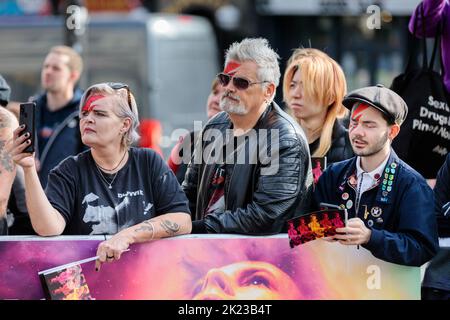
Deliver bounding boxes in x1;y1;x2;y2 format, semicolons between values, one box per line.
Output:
224;38;281;89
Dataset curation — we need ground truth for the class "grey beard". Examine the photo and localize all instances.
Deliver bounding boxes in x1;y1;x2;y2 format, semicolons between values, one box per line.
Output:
220;100;247;115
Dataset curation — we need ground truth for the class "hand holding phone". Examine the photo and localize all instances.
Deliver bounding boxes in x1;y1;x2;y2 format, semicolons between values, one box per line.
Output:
19;102;36;153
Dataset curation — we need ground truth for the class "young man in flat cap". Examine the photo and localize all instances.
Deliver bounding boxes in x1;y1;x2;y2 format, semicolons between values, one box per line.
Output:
313;84;438;266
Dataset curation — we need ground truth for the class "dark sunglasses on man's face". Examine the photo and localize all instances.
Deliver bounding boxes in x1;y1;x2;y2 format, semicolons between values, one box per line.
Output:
217;73;269;91
106;82;132;110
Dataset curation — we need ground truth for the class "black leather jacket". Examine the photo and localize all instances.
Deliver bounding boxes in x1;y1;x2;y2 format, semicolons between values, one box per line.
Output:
182;102;313;234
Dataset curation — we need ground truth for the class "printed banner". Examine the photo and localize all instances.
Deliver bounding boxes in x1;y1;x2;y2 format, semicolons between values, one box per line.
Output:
0;235;420;300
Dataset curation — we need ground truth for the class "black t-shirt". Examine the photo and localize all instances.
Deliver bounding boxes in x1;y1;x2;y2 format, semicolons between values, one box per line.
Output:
45;147;190;235
309;139;320;156
0;217;7;235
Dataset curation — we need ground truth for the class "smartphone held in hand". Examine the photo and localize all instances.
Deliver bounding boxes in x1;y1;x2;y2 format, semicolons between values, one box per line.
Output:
19;102;36;153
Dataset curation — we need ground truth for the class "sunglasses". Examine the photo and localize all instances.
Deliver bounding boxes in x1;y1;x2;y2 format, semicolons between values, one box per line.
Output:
217;73;269;91
106;82;132;110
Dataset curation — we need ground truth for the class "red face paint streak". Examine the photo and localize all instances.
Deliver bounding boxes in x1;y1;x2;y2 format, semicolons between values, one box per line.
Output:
351;103;369;122
223;61;241;75
82;94;105;112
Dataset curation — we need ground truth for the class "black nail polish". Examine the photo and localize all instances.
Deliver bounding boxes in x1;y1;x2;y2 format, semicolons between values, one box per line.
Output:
95;268;98;272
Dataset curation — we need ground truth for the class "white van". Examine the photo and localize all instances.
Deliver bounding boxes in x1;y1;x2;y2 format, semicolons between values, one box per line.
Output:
0;13;219;156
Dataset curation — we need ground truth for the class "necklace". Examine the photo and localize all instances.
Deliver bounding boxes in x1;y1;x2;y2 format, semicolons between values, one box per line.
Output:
96;150;128;172
96;165;118;189
93;150;128;189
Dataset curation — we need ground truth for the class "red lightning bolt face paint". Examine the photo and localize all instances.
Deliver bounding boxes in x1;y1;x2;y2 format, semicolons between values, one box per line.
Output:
351;102;370;122
82;94;105;112
223;61;241;75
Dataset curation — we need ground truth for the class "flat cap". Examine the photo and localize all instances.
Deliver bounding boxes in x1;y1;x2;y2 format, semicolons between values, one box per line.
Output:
0;74;11;107
342;84;408;125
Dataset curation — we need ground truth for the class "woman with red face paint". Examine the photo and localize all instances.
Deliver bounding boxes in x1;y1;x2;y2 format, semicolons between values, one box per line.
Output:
283;48;353;164
9;82;192;270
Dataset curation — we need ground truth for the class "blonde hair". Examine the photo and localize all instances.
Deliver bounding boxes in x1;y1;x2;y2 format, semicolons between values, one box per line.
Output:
49;45;83;75
79;83;140;148
283;48;347;157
